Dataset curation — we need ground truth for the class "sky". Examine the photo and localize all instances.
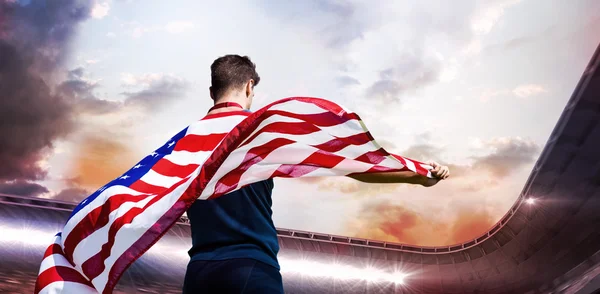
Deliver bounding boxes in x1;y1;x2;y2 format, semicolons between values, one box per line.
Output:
1;0;599;247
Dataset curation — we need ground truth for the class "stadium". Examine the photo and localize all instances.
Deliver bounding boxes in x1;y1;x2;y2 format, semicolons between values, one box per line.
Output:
1;44;599;293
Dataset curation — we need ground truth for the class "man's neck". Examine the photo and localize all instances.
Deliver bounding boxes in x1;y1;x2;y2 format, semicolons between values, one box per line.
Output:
208;95;248;115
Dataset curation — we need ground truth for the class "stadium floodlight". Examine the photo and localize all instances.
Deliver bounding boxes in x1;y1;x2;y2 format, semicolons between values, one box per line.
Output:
526;198;535;205
0;225;54;247
278;257;406;285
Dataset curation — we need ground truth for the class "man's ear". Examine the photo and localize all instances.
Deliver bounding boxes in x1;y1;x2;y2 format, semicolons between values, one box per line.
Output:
209;86;215;100
245;80;254;98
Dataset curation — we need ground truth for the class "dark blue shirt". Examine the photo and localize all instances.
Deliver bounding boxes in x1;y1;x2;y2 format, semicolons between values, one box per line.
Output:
187;179;280;269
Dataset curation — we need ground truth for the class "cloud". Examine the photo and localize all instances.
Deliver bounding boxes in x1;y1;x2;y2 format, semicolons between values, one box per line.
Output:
66;134;138;190
0;180;49;197
56;67;122;115
347;200;496;246
512;84;548;98
258;0;372;49
335;75;360;87
471;137;540;178
91;1;110;19
366;54;441;103
470;0;523;35
349;200;423;245
120;73;190;111
53;187;91;202
0;0;95;181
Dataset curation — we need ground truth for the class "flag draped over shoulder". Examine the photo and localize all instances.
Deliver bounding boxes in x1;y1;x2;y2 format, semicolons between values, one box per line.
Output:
35;97;433;294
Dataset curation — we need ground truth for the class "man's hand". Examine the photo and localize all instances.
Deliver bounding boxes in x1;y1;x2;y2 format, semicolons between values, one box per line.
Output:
429;161;450;179
421;161;450;187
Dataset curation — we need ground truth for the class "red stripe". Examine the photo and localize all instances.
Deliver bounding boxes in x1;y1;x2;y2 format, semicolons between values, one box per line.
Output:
271;149;347;179
391;154;429;176
128;180;168;194
212;138;296;196
240;121;321;148
299;149;346;168
354;148;389;165
35;266;93;294
312;132;372;153
81;176;190;280
264;109;357;127
63;192;153;260
44;243;64;258
173;133;227;152
151;159;199;178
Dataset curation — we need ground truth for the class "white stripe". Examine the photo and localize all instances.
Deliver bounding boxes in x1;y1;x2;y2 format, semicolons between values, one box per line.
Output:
268;99;327;114
71;194;156;270
404;158;417;173
39;281;97;294
138;169;182;188
328;140;377;160
39;254;74;275
62;185;146;243
166;150;213;166
318;119;365;138
237;114;306;146
186;115;246;135
91;169;200;293
377;155;407;170
235;142;318;186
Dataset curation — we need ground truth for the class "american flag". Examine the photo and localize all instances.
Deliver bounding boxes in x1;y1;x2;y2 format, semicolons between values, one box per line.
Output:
35;97;433;294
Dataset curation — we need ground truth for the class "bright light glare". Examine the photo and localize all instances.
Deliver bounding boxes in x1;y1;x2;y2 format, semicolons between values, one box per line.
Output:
279;257;406;284
0;225;54;246
526;198;535;204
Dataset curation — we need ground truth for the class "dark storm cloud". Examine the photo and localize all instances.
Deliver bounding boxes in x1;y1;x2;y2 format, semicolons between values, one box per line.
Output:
0;180;49;197
0;0;93;182
0;39;73;180
56;67;122;115
121;75;190;111
53;187;90;202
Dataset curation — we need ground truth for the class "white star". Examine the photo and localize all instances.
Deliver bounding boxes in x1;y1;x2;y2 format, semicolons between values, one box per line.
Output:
133;164;143;169
120;175;130;180
81;199;88;205
98;186;107;192
150;152;158;157
167;141;175;148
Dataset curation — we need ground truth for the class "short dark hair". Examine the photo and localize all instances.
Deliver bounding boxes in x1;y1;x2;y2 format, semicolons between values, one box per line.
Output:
210;55;260;100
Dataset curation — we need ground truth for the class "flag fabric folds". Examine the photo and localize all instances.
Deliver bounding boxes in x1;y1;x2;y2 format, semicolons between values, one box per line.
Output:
35;97;433;294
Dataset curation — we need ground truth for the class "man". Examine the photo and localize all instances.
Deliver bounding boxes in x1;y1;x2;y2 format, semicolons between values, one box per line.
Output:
182;55;450;294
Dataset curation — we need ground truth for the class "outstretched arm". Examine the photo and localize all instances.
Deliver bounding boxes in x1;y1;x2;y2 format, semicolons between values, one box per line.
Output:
347;161;450;187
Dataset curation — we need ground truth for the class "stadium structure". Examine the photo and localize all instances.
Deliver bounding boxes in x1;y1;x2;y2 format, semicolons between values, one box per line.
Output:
1;44;599;293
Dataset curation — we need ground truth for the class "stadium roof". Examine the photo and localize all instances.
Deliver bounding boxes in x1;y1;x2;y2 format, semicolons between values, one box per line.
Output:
1;43;600;294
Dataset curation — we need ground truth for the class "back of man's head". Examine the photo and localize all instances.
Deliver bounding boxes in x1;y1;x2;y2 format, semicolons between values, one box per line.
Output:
210;55;260;101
